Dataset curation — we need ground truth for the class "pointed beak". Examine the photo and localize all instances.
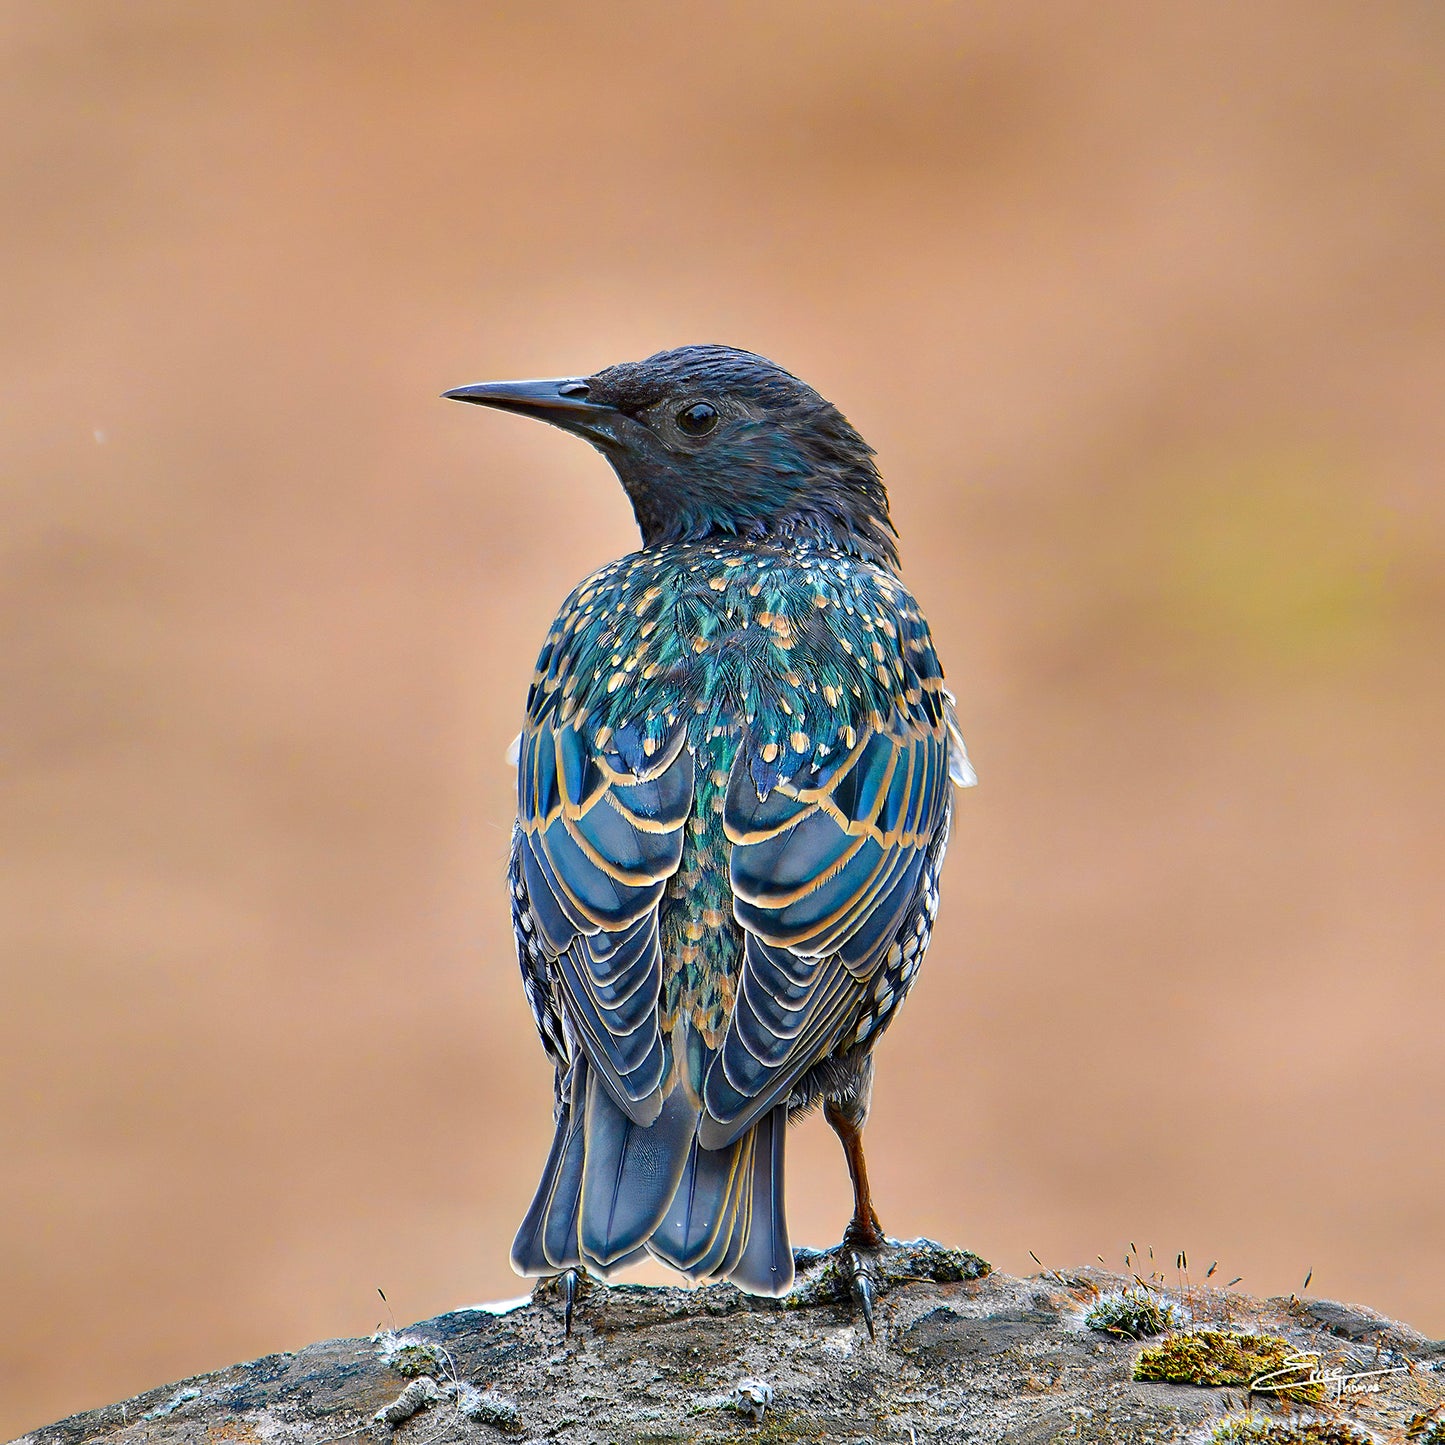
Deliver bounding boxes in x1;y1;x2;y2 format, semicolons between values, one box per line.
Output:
442;377;619;443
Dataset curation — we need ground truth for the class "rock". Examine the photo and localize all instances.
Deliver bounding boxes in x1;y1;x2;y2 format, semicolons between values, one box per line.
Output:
9;1241;1443;1445
1283;1295;1438;1354
897;1305;1063;1363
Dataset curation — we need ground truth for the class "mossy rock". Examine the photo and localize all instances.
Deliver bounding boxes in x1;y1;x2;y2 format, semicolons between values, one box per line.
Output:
1134;1330;1324;1402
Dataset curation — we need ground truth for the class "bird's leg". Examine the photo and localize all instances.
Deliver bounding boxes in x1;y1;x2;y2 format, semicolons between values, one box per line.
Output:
826;1097;884;1248
825;1095;884;1336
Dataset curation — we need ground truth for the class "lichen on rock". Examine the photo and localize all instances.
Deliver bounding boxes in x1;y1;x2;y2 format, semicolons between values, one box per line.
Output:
373;1330;451;1379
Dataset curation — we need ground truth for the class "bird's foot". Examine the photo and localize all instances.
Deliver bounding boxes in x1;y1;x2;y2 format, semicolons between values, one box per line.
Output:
831;1211;885;1338
844;1247;879;1339
560;1267;579;1337
533;1268;585;1338
790;1234;990;1334
840;1209;885;1253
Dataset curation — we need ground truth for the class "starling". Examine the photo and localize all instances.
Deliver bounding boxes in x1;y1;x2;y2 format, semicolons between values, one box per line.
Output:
445;346;976;1320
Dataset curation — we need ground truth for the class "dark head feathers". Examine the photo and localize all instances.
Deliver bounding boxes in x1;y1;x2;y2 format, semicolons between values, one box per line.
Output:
450;344;900;569
588;346;813;414
587;346;898;569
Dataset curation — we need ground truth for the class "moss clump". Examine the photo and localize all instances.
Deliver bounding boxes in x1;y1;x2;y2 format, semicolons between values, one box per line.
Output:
1085;1286;1192;1338
455;1385;522;1434
372;1330;450;1379
1134;1330;1324;1403
1211;1415;1374;1443
886;1237;992;1284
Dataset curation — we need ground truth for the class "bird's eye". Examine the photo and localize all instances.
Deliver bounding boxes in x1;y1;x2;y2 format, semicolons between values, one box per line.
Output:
676;401;719;437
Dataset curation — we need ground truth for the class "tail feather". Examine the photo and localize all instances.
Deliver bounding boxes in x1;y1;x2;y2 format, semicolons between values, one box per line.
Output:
686;1126;757;1281
727;1103;794;1296
712;1157;755;1281
512;1064;794;1296
647;1129;749;1274
541;1118;587;1270
511;1058;589;1274
578;1068;697;1268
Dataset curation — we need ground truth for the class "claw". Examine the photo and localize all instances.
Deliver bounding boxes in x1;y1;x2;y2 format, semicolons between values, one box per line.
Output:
846;1248;877;1339
559;1268;578;1337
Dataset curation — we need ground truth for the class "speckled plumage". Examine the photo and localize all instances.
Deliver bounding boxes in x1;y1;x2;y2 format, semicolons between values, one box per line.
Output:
448;346;975;1300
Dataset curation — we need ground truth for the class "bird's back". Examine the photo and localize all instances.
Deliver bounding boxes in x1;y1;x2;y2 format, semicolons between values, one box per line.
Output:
508;534;961;1293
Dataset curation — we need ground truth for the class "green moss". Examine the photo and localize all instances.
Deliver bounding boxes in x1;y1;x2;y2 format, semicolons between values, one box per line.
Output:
678;1407;822;1442
1211;1415;1374;1444
887;1238;992;1284
1134;1331;1324;1403
1085;1286;1191;1338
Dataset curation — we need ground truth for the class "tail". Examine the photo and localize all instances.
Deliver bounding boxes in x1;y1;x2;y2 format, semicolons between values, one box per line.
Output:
511;1053;793;1297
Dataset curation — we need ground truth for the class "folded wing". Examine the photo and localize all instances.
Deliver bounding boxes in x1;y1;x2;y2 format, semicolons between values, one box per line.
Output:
699;715;951;1148
517;713;693;1124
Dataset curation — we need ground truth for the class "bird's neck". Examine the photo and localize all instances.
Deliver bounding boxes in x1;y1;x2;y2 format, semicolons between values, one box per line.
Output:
631;507;899;572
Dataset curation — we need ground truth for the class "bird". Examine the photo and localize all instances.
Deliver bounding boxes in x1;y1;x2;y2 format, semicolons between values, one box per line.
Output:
444;345;975;1331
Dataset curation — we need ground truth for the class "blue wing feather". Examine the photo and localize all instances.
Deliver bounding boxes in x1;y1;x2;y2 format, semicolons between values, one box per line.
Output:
518;717;692;1125
704;712;952;1147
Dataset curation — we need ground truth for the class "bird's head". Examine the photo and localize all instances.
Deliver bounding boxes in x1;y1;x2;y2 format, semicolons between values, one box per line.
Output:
445;345;898;568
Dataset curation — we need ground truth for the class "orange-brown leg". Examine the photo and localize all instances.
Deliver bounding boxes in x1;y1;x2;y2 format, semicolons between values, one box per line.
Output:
825;1098;885;1249
825;1096;885;1336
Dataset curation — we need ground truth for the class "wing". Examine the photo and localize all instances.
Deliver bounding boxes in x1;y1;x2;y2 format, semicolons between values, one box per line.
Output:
516;706;693;1126
508;829;568;1079
699;707;953;1150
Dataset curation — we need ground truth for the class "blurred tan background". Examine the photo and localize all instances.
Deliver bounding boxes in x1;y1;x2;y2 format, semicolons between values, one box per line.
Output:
2;1;1442;1435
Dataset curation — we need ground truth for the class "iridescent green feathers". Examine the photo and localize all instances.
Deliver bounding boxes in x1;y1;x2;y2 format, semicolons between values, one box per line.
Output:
515;538;967;1148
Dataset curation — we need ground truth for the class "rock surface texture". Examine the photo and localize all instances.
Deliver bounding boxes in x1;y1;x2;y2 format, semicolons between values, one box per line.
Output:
12;1242;1444;1445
